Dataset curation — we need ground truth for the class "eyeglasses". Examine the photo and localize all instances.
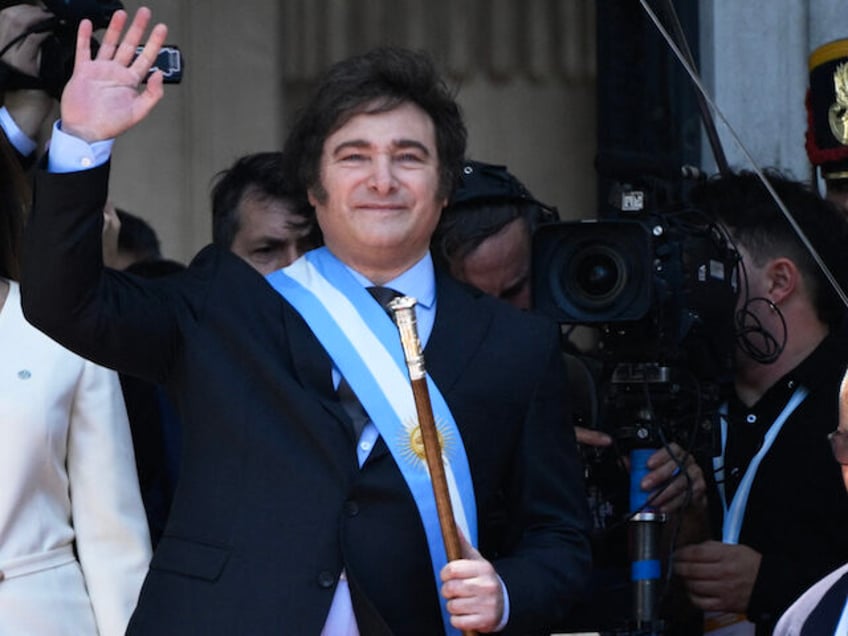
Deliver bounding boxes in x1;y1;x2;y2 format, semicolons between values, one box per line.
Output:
827;429;848;465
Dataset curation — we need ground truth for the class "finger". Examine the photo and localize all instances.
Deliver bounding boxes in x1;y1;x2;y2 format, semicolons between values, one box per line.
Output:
134;70;166;118
74;18;94;70
674;541;723;564
646;442;687;470
114;7;153;66
647;479;684;509
576;426;613;447
94;10;127;60
644;454;699;492
129;22;167;83
674;560;722;581
686;591;725;612
457;529;481;561
103;200;118;222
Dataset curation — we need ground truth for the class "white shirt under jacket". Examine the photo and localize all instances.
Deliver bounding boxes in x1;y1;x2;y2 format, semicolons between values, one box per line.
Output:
0;279;152;635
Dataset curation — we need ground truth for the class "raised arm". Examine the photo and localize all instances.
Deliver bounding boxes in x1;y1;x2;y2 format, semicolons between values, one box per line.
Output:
20;7;182;383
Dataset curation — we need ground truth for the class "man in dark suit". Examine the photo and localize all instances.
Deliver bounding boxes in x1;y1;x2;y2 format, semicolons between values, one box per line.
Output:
21;8;590;635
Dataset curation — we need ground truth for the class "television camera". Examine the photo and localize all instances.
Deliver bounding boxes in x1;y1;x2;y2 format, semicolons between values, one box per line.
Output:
533;164;739;455
532;163;740;635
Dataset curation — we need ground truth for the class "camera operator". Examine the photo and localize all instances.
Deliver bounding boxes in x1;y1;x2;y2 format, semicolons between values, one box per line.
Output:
670;170;848;635
433;160;708;632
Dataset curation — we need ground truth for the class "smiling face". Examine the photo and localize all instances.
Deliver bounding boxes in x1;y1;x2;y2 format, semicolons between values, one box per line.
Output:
308;101;446;283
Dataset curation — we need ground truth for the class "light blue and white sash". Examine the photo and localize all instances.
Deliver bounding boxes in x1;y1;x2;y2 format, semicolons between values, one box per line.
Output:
714;387;808;543
267;247;477;635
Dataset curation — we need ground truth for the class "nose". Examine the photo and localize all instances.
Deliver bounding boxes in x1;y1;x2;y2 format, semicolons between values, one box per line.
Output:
368;155;397;194
281;244;300;267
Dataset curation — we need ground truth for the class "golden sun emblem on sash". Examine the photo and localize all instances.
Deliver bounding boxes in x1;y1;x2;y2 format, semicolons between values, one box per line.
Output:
398;417;455;468
828;61;848;145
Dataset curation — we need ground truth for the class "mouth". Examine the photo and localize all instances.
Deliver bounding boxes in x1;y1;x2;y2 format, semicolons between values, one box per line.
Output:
354;203;407;214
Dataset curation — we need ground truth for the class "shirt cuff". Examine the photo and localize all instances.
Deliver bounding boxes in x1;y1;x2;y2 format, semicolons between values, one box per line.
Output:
47;119;114;173
494;575;510;631
0;106;38;157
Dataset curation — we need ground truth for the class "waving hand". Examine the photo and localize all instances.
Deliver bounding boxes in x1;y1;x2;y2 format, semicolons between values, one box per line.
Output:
61;7;167;143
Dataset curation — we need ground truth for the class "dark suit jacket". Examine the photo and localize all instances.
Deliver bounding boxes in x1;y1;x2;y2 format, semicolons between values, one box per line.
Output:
21;163;591;635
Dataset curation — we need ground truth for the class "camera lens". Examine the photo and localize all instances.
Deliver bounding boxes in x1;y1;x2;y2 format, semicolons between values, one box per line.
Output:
574;248;623;302
568;245;627;309
532;219;653;323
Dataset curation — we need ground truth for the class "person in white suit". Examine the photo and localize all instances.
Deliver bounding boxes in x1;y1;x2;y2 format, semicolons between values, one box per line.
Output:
0;8;152;631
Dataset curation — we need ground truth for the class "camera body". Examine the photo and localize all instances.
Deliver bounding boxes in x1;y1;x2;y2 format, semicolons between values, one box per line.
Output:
533;180;739;450
41;0;122;28
1;1;182;98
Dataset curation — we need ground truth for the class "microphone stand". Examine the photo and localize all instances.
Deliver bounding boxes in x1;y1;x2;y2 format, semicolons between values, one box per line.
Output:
628;448;667;635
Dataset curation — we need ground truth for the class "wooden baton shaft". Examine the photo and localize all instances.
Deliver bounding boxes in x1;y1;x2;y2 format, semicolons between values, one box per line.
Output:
409;376;463;562
389;296;463;560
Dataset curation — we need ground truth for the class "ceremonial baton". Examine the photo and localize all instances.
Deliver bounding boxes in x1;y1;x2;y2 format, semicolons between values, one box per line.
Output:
388;296;476;636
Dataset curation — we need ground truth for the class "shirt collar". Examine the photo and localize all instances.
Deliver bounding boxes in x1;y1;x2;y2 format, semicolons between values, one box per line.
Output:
344;253;436;310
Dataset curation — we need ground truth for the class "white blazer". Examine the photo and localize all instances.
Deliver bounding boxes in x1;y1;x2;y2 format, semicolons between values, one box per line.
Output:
0;280;151;635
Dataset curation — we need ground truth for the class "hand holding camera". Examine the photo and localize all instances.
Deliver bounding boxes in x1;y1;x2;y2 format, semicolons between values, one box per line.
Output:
0;4;53;79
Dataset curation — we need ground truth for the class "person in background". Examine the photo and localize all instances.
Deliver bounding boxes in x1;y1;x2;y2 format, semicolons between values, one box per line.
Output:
210;151;321;275
673;170;848;635
102;202;164;270
432;159;558;310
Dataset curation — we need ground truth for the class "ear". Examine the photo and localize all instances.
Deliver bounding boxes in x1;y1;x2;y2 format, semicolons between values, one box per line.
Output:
765;257;800;304
307;189;319;208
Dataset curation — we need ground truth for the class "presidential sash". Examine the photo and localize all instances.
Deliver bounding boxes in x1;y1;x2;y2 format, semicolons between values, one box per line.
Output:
267;247;477;635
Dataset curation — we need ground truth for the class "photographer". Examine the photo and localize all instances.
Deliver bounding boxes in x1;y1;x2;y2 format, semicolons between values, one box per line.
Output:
672;170;848;635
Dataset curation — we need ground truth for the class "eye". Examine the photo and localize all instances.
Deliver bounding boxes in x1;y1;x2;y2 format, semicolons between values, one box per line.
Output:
339;152;368;163
396;152;424;163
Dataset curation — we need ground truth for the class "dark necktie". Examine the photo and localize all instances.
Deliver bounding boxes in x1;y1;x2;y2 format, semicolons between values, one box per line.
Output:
336;286;402;440
801;570;848;635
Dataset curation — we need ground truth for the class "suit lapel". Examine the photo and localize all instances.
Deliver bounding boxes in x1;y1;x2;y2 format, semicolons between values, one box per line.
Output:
425;272;492;393
279;299;352;430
